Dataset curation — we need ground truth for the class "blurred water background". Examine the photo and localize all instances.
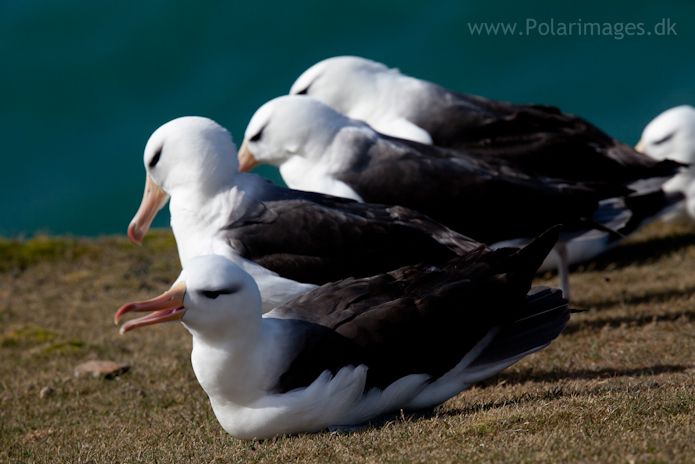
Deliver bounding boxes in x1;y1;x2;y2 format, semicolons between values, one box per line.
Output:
1;1;693;236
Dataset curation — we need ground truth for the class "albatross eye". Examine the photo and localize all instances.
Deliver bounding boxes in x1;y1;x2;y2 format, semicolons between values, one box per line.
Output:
200;288;238;299
250;127;264;142
149;148;162;168
653;132;675;146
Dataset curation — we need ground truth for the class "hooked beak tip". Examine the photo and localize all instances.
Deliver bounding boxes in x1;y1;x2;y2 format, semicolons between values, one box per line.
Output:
128;174;168;246
127;222;144;246
114;302;132;324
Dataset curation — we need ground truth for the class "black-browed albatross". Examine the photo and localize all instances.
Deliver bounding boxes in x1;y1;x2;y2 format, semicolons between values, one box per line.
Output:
286;56;682;184
238;96;678;298
636;105;695;221
129;116;483;312
115;227;569;439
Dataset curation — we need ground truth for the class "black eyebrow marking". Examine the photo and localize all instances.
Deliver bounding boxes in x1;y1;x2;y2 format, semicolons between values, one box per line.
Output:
295;84;310;95
653;132;675;145
149;148;162;168
200;286;239;300
250;125;266;142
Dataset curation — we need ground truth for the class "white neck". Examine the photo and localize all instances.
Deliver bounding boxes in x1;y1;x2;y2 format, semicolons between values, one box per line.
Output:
280;154;364;202
168;175;319;311
169;182;244;267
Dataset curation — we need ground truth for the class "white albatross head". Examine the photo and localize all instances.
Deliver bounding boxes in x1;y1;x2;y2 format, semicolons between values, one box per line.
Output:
128;117;239;245
289;56;391;112
115;255;262;342
636;105;695;165
238;95;364;172
287;56;435;144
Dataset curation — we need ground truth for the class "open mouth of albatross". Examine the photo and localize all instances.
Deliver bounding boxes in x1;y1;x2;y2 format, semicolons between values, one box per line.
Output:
114;281;187;334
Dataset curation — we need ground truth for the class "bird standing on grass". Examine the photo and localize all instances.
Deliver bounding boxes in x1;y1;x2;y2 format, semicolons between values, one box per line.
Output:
115;227;569;439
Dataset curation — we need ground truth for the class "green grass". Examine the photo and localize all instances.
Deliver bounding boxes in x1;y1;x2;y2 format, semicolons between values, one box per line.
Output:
2;222;695;463
0;236;97;273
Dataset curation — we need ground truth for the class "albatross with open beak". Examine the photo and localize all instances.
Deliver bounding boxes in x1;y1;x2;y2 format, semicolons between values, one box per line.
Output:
115;226;569;439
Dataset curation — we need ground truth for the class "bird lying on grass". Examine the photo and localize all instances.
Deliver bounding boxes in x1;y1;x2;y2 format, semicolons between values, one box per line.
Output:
288;56;680;184
238;96;679;299
115;227;569;439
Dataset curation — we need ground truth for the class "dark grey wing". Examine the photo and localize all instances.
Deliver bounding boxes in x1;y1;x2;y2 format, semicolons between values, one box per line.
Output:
220;179;480;285
268;226;569;393
409;85;682;183
331;131;631;243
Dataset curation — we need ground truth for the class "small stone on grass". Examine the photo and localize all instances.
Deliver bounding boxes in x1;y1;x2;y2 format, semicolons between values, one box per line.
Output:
74;360;130;379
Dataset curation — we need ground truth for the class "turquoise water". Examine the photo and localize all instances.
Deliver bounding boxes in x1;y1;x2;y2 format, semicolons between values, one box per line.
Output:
1;1;693;236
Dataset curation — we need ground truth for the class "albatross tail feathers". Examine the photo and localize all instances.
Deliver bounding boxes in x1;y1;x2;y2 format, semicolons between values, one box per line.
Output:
404;285;569;410
462;286;569;382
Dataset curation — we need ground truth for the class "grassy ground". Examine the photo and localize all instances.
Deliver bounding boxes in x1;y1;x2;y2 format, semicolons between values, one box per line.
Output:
1;221;695;463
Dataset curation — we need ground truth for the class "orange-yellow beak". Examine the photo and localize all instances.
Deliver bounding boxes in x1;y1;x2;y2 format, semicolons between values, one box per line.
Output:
238;141;259;173
128;175;169;245
635;139;645;153
115;281;187;335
